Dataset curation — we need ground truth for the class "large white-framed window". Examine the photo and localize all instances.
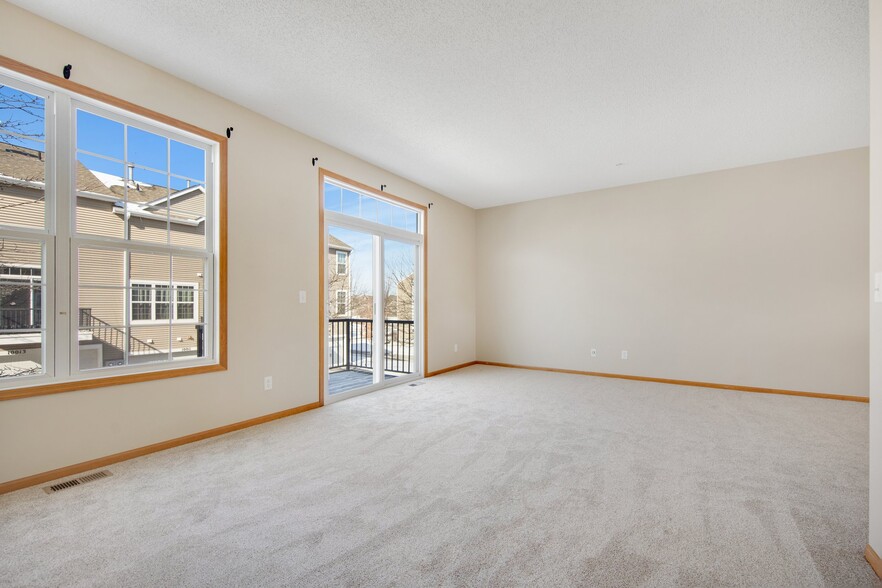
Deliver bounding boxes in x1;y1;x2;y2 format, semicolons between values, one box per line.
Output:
0;61;224;396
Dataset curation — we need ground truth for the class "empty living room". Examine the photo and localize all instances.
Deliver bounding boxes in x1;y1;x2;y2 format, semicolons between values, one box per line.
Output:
2;1;882;586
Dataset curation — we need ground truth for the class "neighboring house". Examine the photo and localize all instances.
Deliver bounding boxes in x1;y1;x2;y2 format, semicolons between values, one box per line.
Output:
0;141;206;375
327;235;351;317
394;273;415;321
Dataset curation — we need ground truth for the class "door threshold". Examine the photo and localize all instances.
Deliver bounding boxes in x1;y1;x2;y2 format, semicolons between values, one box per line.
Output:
325;372;422;404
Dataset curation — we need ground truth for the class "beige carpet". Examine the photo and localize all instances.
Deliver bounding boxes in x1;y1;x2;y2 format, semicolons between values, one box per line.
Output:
0;365;878;587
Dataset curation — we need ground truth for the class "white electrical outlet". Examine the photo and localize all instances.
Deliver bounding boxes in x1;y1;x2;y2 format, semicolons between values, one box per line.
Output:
454;343;458;353
299;290;307;304
264;376;273;391
590;348;597;358
621;350;628;360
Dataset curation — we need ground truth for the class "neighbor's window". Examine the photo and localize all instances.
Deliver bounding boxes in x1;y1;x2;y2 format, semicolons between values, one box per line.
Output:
0;65;221;391
336;251;347;274
130;282;198;323
336;290;347;315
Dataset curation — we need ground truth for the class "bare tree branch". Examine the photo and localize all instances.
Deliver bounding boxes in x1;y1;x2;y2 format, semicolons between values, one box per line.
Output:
0;85;45;142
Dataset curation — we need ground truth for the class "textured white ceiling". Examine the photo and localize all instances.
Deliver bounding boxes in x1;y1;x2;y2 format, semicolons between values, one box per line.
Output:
11;1;868;208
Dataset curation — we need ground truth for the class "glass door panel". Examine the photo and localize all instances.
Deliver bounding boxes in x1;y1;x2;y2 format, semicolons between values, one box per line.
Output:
327;226;375;396
383;239;417;381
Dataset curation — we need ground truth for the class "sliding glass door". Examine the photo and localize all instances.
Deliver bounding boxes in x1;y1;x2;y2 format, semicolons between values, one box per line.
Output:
323;174;423;402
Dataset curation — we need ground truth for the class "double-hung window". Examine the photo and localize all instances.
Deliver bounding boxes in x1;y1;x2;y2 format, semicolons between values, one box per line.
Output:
130;282;197;323
0;60;225;397
336;290;347;316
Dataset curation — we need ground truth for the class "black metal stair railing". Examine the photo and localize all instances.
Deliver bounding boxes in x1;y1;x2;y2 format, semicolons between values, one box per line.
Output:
78;308;163;356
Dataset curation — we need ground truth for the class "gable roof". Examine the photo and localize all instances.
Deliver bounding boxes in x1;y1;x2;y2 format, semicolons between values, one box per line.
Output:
0;142;205;226
0;142;117;197
329;235;352;252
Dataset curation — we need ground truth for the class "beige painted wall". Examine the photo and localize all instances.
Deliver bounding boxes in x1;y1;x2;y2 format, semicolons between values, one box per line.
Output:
477;149;869;397
0;1;476;484
869;0;882;558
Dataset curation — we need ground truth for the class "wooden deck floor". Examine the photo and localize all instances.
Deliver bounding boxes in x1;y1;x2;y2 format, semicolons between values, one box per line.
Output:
329;369;398;395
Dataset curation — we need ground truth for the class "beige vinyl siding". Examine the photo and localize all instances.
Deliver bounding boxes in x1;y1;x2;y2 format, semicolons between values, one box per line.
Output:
76;197;124;238
127;216;170;245
128;324;202;354
172;256;204;284
0;237;42;269
78;288;124;325
169;190;204;215
76;195;206;249
169;221;205;249
0;185;45;230
129;251;170;282
78;248;124;287
128;215;205;249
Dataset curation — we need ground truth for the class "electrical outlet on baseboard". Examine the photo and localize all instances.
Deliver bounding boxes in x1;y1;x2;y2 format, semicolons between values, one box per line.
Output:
590;348;597;358
621;350;628;360
454;343;459;353
264;376;273;391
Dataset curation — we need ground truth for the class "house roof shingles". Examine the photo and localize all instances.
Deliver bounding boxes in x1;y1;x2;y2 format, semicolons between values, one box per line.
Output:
0;142;204;224
329;235;352;251
0;142;192;201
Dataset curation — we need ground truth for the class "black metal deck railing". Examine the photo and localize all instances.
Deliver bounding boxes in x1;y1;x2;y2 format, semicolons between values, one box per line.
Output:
0;308;41;330
329;317;414;374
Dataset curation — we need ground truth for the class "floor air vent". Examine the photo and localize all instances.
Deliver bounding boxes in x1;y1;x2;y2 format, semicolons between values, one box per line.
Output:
44;470;112;494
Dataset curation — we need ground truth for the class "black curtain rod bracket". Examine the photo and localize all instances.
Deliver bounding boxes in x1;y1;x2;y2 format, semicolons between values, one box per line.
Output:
63;64;72;80
225;127;234;139
312;157;318;166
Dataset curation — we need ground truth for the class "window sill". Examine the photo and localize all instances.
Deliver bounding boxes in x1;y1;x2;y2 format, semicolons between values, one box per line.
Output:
0;361;227;401
129;320;199;326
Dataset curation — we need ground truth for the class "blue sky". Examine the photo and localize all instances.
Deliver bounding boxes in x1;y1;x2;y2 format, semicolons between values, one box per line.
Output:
76;109;205;189
1;84;206;189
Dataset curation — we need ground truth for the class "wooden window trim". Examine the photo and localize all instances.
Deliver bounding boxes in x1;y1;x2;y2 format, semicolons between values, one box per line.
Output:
0;55;227;402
